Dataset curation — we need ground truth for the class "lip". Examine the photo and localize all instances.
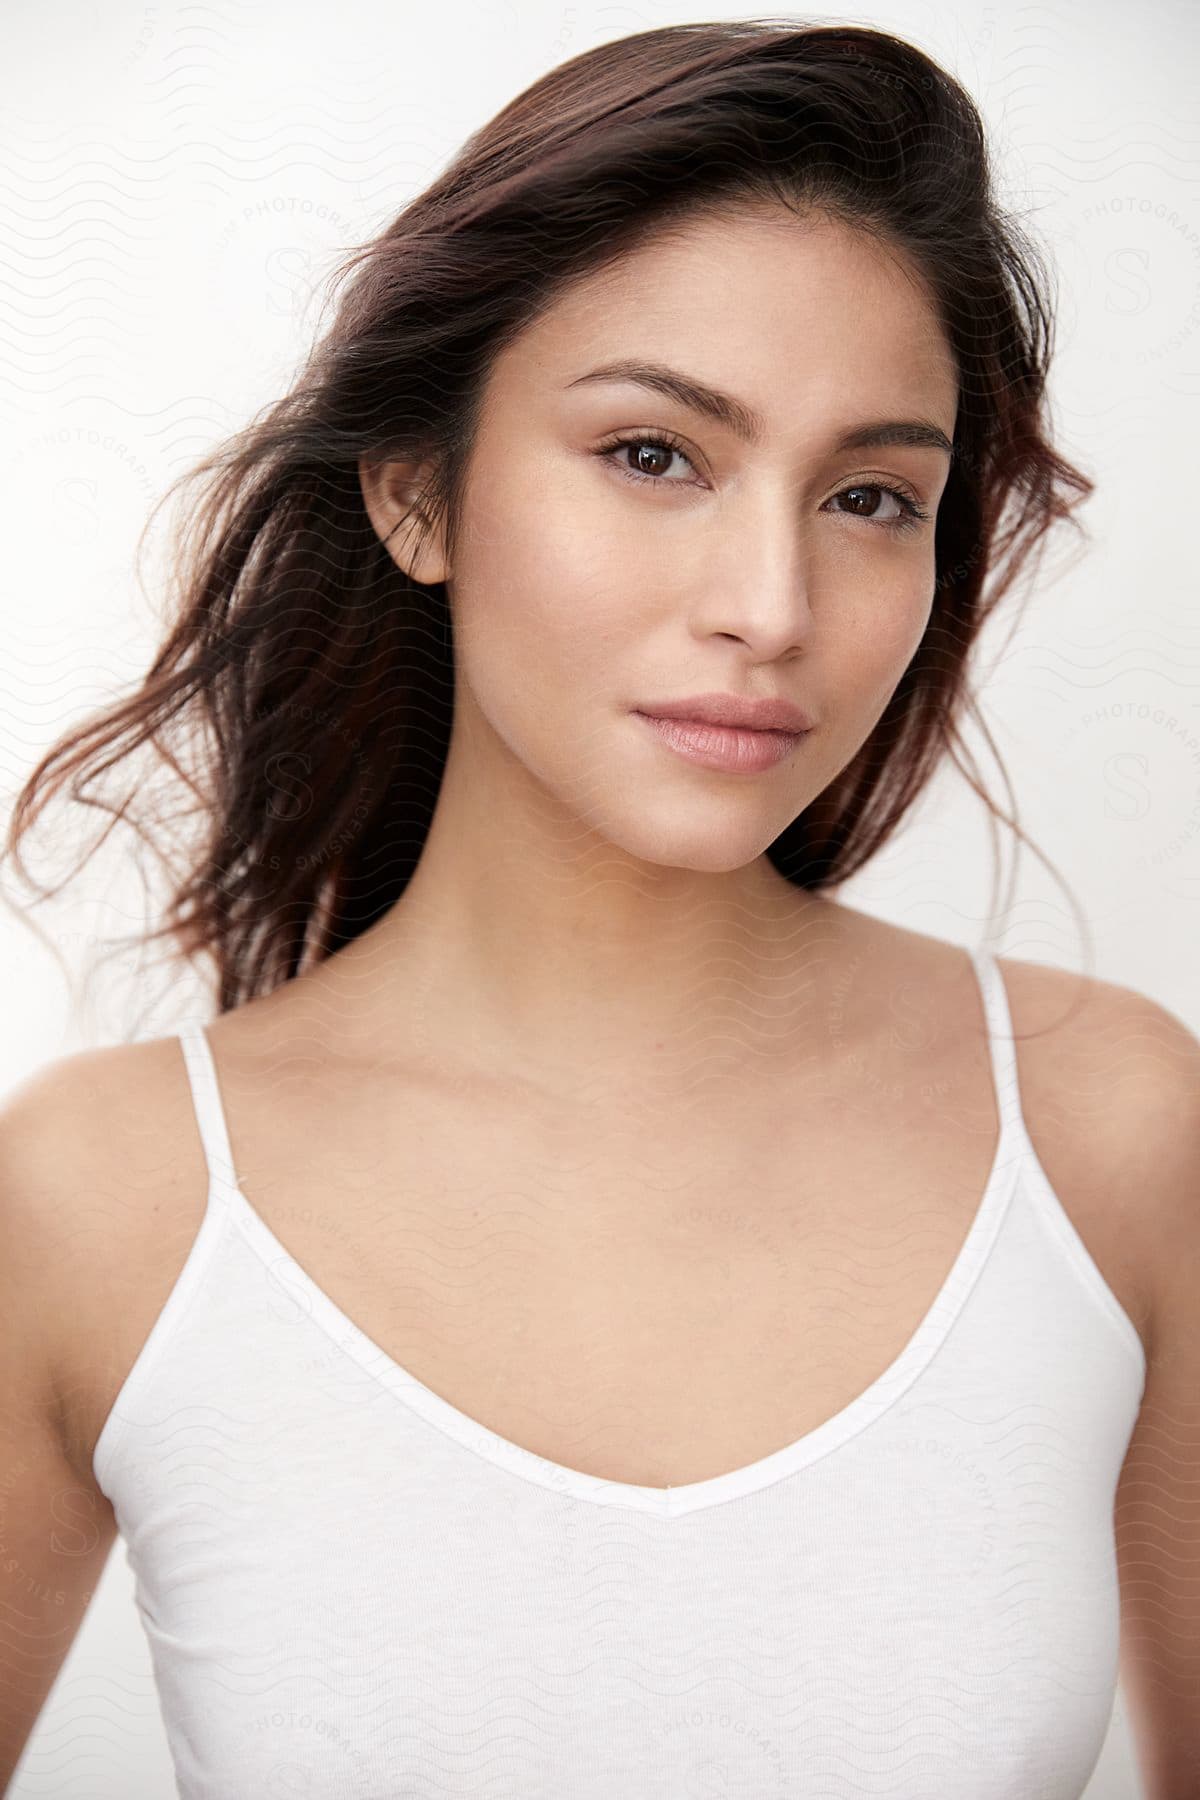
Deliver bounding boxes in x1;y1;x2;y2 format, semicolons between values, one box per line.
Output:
634;711;809;774
634;692;814;733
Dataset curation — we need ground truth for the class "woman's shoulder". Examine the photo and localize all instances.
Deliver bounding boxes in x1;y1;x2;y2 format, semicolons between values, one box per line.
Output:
0;1031;196;1301
862;916;1193;1359
864;908;1190;1070
991;947;1198;1126
975;944;1196;1362
0;1030;210;1487
0;981;361;1487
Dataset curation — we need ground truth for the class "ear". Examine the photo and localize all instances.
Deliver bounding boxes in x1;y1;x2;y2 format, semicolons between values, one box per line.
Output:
358;454;449;586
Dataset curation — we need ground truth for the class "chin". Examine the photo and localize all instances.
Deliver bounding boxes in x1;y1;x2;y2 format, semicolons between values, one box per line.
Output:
605;814;787;875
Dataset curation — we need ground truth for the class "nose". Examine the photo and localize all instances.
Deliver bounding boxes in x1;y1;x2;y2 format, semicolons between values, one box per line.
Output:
695;496;817;659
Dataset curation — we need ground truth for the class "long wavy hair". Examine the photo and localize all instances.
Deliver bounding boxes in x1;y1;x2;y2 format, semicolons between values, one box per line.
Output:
4;18;1094;1017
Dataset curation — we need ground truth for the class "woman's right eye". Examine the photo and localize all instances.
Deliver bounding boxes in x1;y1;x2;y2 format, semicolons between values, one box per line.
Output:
600;435;699;486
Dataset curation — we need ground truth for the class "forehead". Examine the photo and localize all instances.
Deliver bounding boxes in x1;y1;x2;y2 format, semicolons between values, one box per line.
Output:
493;206;958;432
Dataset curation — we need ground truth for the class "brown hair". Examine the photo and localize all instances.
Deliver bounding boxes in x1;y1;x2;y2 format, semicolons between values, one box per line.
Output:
3;18;1094;1016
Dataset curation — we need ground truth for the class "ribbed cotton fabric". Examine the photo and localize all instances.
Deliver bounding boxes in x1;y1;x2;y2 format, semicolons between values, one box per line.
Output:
92;947;1146;1799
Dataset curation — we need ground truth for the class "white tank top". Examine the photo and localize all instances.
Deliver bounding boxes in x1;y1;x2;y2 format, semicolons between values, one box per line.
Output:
92;947;1146;1799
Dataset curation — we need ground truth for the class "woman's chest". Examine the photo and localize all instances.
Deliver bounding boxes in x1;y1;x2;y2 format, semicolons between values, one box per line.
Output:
243;1158;983;1488
75;980;1152;1498
123;1064;1047;1490
97;1111;1143;1800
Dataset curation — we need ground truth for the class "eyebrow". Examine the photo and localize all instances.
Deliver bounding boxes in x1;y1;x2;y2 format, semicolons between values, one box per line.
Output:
565;358;956;459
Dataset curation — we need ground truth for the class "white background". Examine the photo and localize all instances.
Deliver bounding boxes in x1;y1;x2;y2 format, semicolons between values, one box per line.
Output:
3;0;1196;1793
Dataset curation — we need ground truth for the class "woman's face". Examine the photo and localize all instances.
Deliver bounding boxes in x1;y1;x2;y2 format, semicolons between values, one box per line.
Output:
377;205;959;876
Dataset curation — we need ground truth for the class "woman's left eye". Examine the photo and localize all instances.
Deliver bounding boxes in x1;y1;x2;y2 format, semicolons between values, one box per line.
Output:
601;434;697;484
828;483;930;532
598;435;930;533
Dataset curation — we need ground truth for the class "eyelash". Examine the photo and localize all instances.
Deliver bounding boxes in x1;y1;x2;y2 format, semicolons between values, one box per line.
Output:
596;429;932;534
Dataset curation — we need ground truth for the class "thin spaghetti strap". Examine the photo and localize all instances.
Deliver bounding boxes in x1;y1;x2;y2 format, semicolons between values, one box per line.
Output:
176;1021;239;1194
966;946;1025;1153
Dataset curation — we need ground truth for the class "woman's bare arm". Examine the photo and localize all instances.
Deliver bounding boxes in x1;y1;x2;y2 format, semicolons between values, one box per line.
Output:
0;1059;120;1794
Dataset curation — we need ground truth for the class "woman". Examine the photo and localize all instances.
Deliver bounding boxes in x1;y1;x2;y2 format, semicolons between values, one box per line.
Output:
2;18;1195;1798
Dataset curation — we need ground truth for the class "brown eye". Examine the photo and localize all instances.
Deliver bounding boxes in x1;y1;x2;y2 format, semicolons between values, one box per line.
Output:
625;442;680;478
826;483;930;533
599;433;699;486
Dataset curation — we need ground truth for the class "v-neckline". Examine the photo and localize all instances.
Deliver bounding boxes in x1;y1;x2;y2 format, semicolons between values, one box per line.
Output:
221;1146;1020;1518
176;943;1021;1519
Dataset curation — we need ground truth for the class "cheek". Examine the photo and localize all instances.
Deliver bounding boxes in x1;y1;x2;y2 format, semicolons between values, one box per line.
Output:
816;566;935;741
840;557;935;668
456;461;637;668
448;506;625;751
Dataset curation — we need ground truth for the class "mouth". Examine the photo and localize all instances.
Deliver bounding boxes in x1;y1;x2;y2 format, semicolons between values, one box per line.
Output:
633;710;810;774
